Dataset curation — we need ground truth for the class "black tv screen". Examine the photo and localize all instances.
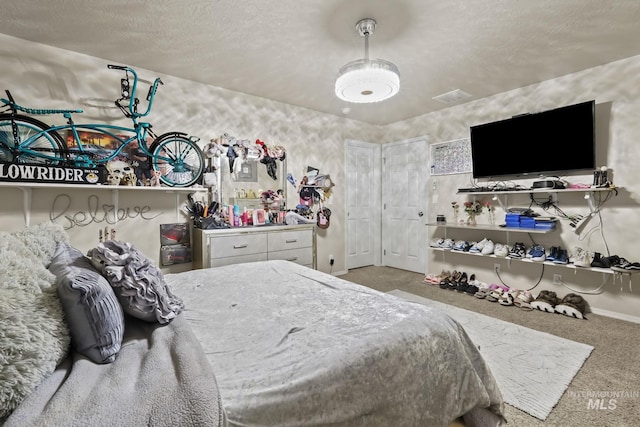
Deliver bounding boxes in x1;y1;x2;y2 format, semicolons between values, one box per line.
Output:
470;100;596;179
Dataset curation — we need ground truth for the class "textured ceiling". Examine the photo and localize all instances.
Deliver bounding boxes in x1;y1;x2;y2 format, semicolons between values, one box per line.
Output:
2;0;640;125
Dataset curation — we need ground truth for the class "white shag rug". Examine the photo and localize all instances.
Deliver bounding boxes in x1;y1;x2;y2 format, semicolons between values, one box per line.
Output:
388;289;593;421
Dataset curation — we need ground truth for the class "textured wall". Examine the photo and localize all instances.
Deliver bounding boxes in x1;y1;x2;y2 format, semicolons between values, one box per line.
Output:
0;34;381;274
382;55;640;321
1;33;639;319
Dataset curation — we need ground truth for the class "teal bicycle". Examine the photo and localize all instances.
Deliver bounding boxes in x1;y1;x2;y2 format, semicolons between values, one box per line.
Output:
0;64;204;187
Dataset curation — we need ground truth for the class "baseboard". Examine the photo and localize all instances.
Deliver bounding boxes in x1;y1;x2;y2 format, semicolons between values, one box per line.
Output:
331;269;348;276
590;307;640;324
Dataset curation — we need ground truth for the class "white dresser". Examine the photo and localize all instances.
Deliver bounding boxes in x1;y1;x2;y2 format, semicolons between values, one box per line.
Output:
193;224;316;269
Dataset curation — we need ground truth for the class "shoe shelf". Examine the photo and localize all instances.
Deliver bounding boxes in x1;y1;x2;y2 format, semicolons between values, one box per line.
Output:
455;187;619;196
430;247;616;275
426;222;553;234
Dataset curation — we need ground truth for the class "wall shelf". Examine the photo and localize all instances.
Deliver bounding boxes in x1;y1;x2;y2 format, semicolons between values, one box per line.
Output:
430;247;617;275
429;185;623;278
456;186;619;196
426;222;554;234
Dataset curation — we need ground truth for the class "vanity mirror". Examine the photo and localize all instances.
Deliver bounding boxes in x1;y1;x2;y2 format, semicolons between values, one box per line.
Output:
202;137;288;216
223;157;287;211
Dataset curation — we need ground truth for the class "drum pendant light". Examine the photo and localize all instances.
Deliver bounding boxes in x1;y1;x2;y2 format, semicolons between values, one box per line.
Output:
335;18;400;103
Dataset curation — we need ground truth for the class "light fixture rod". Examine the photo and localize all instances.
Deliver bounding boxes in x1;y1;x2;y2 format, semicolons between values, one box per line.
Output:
364;34;370;60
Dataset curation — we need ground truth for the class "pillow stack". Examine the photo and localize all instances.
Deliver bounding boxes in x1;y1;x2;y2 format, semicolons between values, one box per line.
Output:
1;221;185;422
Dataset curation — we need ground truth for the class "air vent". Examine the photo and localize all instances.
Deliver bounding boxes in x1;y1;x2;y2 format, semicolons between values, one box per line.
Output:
432;89;472;104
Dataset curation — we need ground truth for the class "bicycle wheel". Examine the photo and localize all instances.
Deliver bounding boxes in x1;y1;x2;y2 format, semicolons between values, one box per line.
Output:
0;114;66;164
149;132;204;187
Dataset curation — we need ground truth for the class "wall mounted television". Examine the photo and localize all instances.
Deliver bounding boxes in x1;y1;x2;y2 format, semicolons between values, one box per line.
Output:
469;100;596;179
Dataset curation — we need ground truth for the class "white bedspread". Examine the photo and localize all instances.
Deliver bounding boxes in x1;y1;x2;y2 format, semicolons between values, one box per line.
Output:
166;260;505;427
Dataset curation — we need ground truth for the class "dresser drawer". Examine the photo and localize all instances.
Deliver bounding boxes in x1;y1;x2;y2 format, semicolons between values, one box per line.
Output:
208;233;268;259
210;253;268;268
267;247;313;266
268;230;313;252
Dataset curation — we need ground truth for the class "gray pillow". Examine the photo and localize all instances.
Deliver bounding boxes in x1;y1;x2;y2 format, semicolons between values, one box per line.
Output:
49;242;125;364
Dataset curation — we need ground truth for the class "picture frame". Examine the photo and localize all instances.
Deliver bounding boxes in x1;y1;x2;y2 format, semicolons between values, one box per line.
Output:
235;160;258;182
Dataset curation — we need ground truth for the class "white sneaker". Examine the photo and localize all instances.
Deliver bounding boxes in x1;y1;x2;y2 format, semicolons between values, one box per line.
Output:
481;240;495;255
440;238;454;250
570;246;594;267
494;243;510;257
469;238;488;253
430;238;444;248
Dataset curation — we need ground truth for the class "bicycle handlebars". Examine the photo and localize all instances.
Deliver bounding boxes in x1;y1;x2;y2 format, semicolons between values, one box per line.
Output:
109;64;162;120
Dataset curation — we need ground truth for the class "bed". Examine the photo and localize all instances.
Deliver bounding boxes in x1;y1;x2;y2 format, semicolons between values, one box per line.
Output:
1;222;505;427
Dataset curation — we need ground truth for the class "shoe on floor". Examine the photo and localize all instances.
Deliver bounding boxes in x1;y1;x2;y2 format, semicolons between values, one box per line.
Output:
530;290;560;313
555;293;588;319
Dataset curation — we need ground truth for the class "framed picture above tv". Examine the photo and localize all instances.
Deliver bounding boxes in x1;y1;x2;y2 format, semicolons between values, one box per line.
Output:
469;100;596;179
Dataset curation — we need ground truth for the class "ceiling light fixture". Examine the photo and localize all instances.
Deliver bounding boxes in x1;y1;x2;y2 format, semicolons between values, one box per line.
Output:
335;18;400;104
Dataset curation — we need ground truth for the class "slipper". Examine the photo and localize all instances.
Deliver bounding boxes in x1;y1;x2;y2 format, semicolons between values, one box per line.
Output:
530;290;560;313
432;270;451;285
486;289;502;302
474;289;491;299
555;304;585;319
555;293;588;319
423;274;437;285
499;291;514;306
456;273;469;292
439;270;456;289
514;290;534;309
448;271;462;290
519;301;534;311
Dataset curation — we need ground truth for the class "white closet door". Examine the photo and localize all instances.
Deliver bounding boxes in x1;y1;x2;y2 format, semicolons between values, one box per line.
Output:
382;137;428;273
345;140;380;269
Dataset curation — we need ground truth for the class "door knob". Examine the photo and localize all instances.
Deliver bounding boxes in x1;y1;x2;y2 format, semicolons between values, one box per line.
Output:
418;211;424;217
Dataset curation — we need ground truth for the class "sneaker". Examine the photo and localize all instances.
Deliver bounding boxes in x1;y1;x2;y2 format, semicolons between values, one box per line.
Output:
547;246;559;262
494;243;510;257
553;248;569;264
526;245;546;262
610;257;640;273
509;242;526;259
430;238;444;248
570;247;593;267
452;240;467;251
440;238;454;250
481;240;495;255
469;238;488;253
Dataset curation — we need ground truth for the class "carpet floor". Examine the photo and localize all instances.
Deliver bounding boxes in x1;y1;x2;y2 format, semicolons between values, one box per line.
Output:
388;289;593;420
339;266;640;427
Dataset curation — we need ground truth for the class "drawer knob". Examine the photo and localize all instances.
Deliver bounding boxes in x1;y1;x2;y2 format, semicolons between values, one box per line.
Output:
233;244;248;249
285;239;297;243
